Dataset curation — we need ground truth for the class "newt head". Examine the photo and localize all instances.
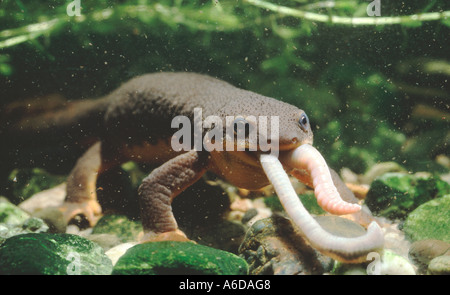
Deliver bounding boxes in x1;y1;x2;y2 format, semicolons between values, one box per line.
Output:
205;93;313;181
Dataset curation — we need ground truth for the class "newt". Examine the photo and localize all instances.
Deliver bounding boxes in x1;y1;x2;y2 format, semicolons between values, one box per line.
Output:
1;72;383;262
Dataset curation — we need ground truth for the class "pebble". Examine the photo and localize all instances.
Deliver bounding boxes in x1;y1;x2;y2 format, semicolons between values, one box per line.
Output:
18;183;66;214
333;250;416;275
409;239;450;273
105;242;138;266
428;255;450;275
409;240;450;265
361;162;406;184
379;250;416;275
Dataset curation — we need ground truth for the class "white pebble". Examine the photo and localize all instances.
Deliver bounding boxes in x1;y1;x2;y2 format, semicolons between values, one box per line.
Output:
105;242;138;266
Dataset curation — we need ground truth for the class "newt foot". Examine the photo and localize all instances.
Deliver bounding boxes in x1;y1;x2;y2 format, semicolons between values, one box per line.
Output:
58;200;102;227
139;229;192;243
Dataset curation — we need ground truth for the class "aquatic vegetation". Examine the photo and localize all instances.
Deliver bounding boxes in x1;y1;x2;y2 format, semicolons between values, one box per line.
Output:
3;0;445;173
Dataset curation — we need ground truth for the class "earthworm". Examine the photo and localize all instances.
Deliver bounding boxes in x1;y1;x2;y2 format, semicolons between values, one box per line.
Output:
280;143;361;215
260;150;384;263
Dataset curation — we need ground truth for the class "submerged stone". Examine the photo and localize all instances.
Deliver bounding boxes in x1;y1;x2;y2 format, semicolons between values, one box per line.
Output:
187;220;247;254
6;168;65;204
0;217;49;244
333;250;415;275
428;255;450;275
0;197;30;225
403;195;450;242
378;250;416;275
365;172;450;220
92;214;143;243
0;198;49;244
408;239;450;272
315;215;367;238
112;241;248;275
0;233;113;275
238;215;334;275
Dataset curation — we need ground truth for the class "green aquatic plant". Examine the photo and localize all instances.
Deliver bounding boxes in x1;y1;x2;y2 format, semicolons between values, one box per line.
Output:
0;0;448;174
1;0;449;50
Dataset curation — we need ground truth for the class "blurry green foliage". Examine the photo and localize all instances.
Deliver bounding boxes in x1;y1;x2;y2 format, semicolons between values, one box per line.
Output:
0;0;449;174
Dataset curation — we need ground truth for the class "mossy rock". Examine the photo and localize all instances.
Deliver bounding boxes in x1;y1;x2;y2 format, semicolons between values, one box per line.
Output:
0;233;113;275
7;168;65;204
92;214;143;243
0;198;49;244
112;241;248;275
0;197;30;225
403;194;450;243
0;217;49;245
365;172;450;220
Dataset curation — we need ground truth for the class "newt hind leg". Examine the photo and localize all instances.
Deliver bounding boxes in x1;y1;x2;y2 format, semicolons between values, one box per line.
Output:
59;141;118;227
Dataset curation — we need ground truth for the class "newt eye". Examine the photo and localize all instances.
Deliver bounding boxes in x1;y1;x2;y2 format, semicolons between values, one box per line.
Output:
298;112;309;131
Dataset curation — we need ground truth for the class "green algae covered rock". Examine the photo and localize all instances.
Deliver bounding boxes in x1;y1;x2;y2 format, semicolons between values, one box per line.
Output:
92;214;143;243
0;217;49;244
365;172;450;220
7;168;65;204
0;233;113;275
0;197;30;225
112;241;248;275
0;198;49;244
403;194;450;243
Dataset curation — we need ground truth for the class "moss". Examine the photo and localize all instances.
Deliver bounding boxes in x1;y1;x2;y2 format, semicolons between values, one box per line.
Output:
0;233;113;275
403;194;450;243
365;173;450;220
112;241;248;275
0;197;30;224
6;168;65;205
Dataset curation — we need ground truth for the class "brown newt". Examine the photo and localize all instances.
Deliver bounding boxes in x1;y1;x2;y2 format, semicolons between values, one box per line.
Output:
1;72;383;262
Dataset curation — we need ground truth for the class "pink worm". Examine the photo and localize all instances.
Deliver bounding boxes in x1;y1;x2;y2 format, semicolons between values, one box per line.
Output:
280;144;361;215
260;149;384;263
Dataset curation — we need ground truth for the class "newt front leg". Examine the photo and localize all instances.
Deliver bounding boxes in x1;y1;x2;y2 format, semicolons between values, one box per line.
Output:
138;150;209;242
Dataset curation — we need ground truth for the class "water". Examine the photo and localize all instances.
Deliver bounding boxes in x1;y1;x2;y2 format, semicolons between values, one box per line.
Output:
0;0;449;275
